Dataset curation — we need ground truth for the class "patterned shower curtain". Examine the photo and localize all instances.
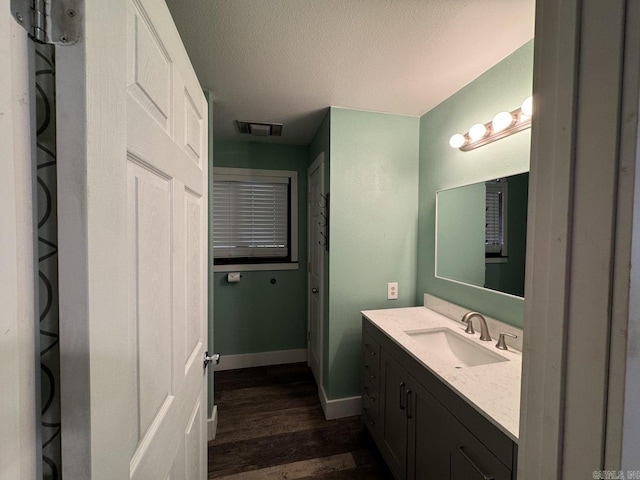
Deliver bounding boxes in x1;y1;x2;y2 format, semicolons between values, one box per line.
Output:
35;42;62;480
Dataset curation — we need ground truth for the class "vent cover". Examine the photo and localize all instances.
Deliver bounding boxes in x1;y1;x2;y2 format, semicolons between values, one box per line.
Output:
235;121;283;137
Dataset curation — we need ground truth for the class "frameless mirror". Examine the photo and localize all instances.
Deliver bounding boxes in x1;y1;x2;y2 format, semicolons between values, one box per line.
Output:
435;172;529;298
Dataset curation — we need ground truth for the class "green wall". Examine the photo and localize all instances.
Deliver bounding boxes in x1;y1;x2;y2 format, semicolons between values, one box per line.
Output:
327;107;420;399
212;140;309;355
436;182;486;286
417;40;533;327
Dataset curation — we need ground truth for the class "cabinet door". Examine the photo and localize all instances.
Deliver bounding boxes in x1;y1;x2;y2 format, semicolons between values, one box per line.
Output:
407;380;451;480
451;418;512;480
380;350;408;480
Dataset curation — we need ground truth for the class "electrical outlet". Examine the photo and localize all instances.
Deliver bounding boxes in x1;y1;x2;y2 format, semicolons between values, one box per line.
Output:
387;282;398;300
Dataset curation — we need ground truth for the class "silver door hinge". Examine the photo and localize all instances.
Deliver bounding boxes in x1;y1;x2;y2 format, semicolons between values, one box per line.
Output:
12;0;80;45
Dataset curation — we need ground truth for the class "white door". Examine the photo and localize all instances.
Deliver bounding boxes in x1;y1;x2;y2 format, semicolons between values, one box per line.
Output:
57;1;208;478
0;2;38;477
307;154;325;386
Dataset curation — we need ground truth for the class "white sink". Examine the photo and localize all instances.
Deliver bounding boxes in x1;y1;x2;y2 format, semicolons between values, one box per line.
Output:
404;327;508;368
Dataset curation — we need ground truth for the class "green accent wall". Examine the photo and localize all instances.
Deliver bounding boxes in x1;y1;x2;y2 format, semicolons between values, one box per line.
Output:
436;182;486;286
212;140;309;355
417;40;533;327
326;107;420;399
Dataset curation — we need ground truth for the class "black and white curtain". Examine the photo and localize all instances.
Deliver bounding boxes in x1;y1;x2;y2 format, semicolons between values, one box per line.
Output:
35;42;61;480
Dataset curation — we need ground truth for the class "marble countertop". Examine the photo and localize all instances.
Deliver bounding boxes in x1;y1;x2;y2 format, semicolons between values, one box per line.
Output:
361;306;521;442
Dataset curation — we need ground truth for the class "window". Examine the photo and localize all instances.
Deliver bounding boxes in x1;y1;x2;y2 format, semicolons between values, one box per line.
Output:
212;167;298;271
485;179;508;260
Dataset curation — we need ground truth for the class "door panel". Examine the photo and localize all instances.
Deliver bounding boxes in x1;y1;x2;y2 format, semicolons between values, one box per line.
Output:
57;0;208;478
408;381;452;480
128;161;174;441
308;154;325;384
126;0;207;477
380;351;408;479
185;190;204;367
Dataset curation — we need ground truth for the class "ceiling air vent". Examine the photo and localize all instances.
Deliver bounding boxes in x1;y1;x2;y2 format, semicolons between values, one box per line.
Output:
235;121;283;137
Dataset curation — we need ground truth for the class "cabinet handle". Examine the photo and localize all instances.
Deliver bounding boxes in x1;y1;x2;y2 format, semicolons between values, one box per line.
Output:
406;389;413;419
399;382;406;410
456;446;494;480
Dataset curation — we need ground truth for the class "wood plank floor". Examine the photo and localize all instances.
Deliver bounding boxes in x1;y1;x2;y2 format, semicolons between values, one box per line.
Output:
208;363;393;479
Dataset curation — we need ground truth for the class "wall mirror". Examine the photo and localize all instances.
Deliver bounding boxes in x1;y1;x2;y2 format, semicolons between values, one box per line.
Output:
435;172;529;298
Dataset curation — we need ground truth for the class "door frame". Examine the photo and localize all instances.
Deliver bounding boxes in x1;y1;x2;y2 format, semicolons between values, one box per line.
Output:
307;152;326;388
519;0;640;476
0;4;38;478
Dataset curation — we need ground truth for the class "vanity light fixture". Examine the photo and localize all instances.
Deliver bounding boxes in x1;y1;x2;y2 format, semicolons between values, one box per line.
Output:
449;96;533;151
449;133;466;149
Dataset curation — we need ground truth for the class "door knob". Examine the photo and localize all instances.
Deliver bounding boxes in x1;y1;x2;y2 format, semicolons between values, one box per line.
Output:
203;351;220;369
312;287;319;294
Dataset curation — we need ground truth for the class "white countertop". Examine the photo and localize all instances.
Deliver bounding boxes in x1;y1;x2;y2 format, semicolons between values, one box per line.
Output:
361;306;521;442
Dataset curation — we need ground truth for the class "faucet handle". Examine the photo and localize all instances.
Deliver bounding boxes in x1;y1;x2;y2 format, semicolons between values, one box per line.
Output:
496;332;518;350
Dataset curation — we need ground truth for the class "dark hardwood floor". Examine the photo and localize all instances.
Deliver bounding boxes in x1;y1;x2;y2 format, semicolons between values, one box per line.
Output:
208;363;393;479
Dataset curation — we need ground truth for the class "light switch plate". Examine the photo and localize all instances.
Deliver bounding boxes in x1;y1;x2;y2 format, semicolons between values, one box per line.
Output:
387;282;398;300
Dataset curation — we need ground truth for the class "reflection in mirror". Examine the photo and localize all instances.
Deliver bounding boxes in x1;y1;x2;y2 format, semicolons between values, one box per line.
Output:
436;172;528;297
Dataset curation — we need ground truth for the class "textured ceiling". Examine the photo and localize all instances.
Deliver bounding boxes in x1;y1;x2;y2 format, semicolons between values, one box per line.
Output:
166;0;535;145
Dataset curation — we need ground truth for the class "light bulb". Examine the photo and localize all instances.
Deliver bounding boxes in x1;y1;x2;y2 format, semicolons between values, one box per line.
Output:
449;133;466;149
468;123;487;141
521;96;533;116
492;112;514;133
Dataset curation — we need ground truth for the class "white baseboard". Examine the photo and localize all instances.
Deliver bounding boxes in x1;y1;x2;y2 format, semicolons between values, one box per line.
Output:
318;384;362;420
207;405;218;441
213;348;308;371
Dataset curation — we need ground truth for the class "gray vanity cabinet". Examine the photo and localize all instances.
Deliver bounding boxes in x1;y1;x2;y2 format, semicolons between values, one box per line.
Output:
363;317;517;480
379;351;409;478
450;418;512;480
379;351;451;480
408;380;452;480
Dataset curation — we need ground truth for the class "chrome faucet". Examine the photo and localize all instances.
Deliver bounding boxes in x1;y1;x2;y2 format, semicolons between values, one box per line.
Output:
461;312;492;341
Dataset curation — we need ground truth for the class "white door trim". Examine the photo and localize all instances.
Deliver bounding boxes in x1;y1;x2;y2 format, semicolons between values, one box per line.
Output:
307;152;325;388
520;0;638;476
0;4;38;477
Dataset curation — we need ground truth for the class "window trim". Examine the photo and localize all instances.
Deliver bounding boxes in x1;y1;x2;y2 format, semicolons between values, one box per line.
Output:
212;167;298;272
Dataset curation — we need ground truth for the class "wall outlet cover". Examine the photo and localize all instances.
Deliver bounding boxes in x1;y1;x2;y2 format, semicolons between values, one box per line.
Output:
387;282;398;300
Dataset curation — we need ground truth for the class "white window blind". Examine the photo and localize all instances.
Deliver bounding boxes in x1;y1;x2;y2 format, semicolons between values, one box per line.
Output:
485;182;507;255
213;174;290;260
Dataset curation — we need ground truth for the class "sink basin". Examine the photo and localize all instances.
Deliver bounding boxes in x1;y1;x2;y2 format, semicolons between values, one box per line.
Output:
404;328;508;368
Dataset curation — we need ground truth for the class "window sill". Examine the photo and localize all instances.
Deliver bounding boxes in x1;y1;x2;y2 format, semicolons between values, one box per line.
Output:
214;263;299;272
486;257;509;264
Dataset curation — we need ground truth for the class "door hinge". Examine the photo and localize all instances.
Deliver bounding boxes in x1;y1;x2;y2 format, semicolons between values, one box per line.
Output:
308;262;311;273
12;0;80;45
307;331;311;342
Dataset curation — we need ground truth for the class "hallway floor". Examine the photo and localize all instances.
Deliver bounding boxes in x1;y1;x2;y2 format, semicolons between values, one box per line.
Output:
208;363;392;479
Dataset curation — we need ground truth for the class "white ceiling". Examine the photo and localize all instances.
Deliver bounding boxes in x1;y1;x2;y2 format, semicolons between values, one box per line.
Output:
166;0;535;146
